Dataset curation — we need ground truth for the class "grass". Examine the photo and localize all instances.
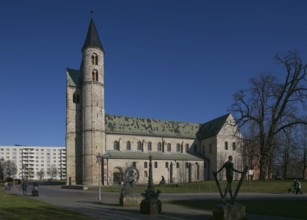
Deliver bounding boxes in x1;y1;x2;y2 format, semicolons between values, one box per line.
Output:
0;191;94;220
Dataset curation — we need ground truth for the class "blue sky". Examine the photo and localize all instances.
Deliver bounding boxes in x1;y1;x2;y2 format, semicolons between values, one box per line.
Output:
1;0;307;146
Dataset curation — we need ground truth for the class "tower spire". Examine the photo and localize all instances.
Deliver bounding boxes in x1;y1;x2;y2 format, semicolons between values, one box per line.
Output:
82;16;104;52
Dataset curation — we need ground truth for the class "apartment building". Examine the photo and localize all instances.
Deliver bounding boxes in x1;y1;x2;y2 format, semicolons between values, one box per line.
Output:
0;145;66;181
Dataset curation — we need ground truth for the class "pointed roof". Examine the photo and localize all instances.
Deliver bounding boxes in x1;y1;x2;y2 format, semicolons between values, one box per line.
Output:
196;113;231;140
82;18;104;51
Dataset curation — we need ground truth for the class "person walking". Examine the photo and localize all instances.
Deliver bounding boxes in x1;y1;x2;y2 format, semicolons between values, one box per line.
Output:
296;180;303;195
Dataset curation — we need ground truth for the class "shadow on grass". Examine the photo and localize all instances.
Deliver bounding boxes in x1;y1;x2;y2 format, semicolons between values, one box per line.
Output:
168;199;307;219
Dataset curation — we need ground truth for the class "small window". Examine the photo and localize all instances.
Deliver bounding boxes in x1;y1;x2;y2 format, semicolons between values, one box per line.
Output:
91;54;98;65
144;162;148;168
167;143;171;152
157;143;162;151
137;141;142;151
154;162;158;168
73;93;80;104
185;162;189;168
232;142;236;151
165;162;169;168
114;141;120;151
147;142;152;151
126;141;131;151
176;162;179;168
176;144;181;152
92;70;98;81
132;162;136;168
144;171;148;177
185;144;189;152
225;142;228;150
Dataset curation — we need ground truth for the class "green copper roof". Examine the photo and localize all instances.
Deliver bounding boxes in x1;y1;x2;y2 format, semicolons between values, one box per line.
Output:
103;150;203;161
196;113;230;139
105;114;200;139
66;68;81;87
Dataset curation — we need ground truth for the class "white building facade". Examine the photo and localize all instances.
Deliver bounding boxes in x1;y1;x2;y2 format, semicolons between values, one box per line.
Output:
0;145;66;181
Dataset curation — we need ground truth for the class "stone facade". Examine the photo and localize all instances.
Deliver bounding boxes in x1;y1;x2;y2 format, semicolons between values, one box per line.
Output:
66;18;243;187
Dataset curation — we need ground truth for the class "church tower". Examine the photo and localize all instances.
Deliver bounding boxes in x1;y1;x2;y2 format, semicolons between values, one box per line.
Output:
81;17;105;186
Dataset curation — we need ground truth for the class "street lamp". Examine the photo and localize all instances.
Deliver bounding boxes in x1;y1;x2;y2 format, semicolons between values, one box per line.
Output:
96;153;103;201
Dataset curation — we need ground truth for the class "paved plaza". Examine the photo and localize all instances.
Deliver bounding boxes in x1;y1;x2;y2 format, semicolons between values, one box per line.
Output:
10;185;306;220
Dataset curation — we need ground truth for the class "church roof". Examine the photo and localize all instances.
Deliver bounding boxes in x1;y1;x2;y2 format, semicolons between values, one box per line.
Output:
66;68;81;87
102;150;203;161
105;114;200;139
82;18;104;51
196;113;230;139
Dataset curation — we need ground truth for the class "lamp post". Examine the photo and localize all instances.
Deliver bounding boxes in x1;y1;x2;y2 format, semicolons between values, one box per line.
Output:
96;153;102;201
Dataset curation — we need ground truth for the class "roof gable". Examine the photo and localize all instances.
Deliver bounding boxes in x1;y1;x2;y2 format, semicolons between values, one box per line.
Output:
196;113;230;139
66;68;81;87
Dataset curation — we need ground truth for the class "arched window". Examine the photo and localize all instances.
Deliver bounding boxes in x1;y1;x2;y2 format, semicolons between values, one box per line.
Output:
185;144;189;152
144;171;148;177
165;162;169;168
132;162;136;168
92;70;98;81
157;143;162;151
154;162;158;168
126;141;131;151
176;144;181;152
176;162;180;168
232;142;236;150
137;141;142;151
91;54;98;65
225;142;228;150
72;92;80;104
144;162;148;168
167;143;171;152
114;141;120;151
147;142;152;151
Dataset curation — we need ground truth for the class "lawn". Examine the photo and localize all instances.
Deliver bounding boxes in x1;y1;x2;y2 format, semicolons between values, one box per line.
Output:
0;191;94;220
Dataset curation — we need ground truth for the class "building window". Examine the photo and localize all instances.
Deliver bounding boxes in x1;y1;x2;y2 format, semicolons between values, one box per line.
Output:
165;162;169;168
91;54;98;65
144;171;148;177
176;144;180;152
157;143;162;151
176;162;179;168
92;70;98;81
196;163;200;180
147;142;152;151
185;162;189;168
137;141;142;151
167;143;171;152
114;141;120;151
144;162;148;168
225;142;228;150
132;162;136;168
154;162;158;168
126;141;131;151
185;144;189;152
232;142;236;151
73;92;80;104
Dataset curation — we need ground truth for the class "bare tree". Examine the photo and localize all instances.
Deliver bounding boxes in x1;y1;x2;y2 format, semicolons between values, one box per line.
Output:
37;169;45;180
229;51;307;180
2;160;17;179
48;164;58;180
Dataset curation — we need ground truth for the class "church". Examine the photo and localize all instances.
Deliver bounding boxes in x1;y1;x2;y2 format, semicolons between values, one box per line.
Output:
66;16;243;186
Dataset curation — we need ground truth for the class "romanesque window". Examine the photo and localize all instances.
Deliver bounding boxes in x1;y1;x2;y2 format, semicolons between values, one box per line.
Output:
225;142;228;150
176;162;179;168
154;162;158;168
144;171;148;177
165;162;168;168
126;141;131;151
157;143;162;151
91;54;98;65
185;144;189;152
176;144;180;152
167;143;171;152
132;162;136;168
185;162;189;168
137;141;142;151
73;92;80;104
144;162;148;168
147;142;152;151
92;70;98;81
232;142;236;150
114;141;120;151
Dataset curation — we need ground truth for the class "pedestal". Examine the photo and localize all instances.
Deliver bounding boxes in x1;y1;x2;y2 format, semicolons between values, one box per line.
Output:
140;198;162;215
119;194;143;206
213;203;245;220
